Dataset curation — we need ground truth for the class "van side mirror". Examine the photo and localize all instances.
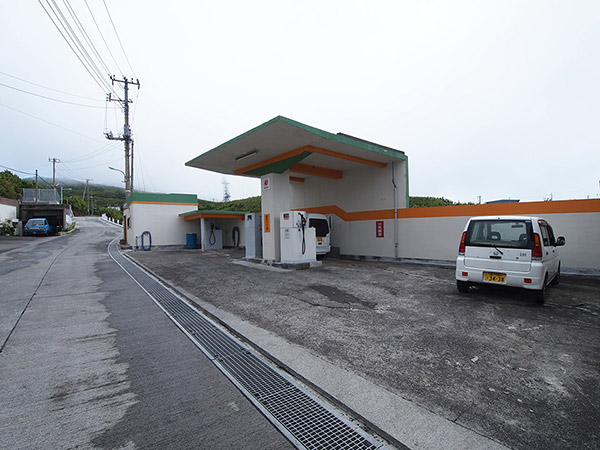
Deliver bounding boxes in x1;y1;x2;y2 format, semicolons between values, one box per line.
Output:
556;236;565;246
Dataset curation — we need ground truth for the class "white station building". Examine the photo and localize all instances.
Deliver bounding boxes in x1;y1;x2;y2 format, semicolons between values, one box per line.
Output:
186;116;409;264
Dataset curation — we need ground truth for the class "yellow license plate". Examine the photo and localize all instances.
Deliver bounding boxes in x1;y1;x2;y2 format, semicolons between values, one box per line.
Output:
484;272;506;283
317;237;323;243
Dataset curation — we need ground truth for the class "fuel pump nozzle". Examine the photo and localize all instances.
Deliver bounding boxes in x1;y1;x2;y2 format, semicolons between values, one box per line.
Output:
299;212;306;255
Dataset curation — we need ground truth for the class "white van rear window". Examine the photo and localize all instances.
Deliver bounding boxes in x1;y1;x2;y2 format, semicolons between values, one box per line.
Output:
309;218;329;237
465;219;534;249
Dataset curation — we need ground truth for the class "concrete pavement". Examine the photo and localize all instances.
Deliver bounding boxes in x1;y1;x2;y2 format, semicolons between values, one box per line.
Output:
0;218;294;449
129;247;600;450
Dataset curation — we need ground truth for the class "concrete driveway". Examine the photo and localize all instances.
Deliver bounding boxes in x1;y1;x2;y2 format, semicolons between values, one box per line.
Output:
0;221;295;450
129;248;600;450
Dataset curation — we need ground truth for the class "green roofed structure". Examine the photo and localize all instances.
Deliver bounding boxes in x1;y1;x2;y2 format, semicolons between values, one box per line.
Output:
185;116;409;263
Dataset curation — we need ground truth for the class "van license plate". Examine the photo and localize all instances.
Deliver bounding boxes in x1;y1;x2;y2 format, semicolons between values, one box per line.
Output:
484;272;506;283
317;237;323;243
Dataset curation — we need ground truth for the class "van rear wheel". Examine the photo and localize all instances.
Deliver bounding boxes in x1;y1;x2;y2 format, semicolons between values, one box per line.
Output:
457;280;470;293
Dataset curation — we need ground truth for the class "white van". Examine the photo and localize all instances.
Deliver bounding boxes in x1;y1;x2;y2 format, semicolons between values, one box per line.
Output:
307;213;331;256
455;216;565;303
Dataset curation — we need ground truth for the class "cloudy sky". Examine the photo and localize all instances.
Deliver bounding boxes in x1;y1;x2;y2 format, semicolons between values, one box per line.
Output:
1;1;599;203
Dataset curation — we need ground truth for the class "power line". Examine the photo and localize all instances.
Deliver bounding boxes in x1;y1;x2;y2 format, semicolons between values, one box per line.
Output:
103;0;136;79
60;141;121;164
56;164;85;182
0;164;37;176
47;0;114;93
0;71;104;101
0;81;105;108
62;0;114;78
37;0;111;96
0;101;105;143
38;0;124;104
63;156;122;170
84;0;124;77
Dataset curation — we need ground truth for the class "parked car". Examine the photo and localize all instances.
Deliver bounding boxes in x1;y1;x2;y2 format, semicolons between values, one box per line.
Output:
455;216;565;303
24;218;54;236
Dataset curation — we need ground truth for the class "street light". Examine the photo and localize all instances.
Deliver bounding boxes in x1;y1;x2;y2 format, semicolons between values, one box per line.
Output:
60;186;72;204
109;166;126;183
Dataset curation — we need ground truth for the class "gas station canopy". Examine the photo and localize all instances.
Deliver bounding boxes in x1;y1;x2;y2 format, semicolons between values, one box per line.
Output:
185;116;406;180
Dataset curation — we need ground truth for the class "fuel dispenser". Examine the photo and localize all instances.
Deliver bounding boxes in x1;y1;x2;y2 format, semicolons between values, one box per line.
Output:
204;220;223;250
245;213;262;259
279;211;316;264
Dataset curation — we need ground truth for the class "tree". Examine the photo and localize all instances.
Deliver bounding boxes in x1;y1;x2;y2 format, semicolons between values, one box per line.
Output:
68;195;88;215
409;196;455;208
0;170;34;200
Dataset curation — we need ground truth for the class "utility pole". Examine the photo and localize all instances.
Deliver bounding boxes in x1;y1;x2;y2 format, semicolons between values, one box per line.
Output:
105;76;140;199
48;157;60;187
85;179;92;215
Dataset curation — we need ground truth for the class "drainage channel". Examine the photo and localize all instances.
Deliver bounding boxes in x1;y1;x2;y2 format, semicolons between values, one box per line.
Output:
108;239;391;450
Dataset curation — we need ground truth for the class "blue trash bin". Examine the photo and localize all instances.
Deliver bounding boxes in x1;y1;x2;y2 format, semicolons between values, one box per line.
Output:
186;233;197;249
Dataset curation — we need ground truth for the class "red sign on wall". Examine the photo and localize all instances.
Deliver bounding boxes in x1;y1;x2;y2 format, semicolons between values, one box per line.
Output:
376;221;384;238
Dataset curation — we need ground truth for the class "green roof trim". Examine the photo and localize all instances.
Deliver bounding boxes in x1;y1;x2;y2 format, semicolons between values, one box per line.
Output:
179;209;248;217
245;151;311;176
185;115;407;167
127;192;198;205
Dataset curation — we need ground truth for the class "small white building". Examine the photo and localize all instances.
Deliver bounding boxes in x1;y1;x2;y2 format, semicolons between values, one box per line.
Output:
178;209;246;250
123;192;199;248
0;197;18;223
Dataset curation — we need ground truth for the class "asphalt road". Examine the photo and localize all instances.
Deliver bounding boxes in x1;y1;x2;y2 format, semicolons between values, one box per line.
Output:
0;218;294;449
129;247;600;450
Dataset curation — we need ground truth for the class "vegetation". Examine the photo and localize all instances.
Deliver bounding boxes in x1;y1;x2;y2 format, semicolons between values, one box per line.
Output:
410;196;460;208
99;206;123;222
197;195;474;212
0;170;35;200
198;196;261;213
63;182;126;211
68;195;88;215
0;219;15;236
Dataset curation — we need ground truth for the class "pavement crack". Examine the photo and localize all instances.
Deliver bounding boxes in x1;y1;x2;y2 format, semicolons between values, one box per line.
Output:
0;245;68;354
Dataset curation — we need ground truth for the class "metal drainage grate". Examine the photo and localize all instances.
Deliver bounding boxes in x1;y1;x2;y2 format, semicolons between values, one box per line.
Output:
108;240;389;450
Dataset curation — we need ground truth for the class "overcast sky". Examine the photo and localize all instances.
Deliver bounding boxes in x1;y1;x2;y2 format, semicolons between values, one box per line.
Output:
1;1;599;204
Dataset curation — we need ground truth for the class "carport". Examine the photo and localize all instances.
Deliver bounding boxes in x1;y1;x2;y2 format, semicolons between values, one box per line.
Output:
186;116;409;262
179;210;246;250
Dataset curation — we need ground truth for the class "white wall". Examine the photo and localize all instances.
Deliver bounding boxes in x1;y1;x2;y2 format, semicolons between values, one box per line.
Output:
336;206;600;272
291;162;408;258
199;217;246;249
261;173;292;261
0;202;17;222
218;218;245;247
127;203;199;247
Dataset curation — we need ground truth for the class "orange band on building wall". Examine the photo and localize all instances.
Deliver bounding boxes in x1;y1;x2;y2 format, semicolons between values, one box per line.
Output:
299;198;600;222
